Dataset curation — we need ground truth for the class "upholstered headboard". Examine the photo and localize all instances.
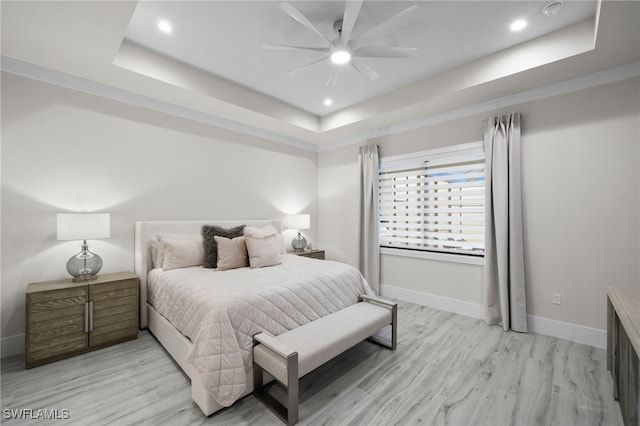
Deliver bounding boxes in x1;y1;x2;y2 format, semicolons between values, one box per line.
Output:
134;220;278;328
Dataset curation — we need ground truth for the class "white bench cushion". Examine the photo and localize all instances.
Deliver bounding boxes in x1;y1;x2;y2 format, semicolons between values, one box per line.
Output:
254;302;391;384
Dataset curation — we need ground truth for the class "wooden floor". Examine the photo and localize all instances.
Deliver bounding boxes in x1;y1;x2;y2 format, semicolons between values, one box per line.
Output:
1;301;622;425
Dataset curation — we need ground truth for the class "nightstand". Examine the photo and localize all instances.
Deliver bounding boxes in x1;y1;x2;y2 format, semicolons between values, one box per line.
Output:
288;249;325;260
25;271;139;368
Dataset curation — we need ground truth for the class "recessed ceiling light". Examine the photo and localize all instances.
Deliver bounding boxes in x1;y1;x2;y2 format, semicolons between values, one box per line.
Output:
330;49;351;65
158;20;173;33
509;19;527;32
324;98;333;106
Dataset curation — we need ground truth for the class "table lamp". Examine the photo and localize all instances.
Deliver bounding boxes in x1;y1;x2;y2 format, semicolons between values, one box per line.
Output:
57;213;110;282
285;214;310;251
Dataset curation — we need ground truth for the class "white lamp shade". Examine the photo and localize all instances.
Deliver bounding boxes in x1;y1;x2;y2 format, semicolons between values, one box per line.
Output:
285;214;310;231
57;213;110;241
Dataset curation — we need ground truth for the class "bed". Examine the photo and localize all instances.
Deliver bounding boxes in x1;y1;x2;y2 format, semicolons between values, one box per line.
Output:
134;220;374;416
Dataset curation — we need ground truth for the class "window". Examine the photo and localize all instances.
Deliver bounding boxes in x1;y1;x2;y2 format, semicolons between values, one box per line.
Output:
378;142;485;257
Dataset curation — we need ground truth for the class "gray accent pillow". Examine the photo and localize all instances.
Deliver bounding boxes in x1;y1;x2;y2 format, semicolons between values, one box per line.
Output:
202;225;245;268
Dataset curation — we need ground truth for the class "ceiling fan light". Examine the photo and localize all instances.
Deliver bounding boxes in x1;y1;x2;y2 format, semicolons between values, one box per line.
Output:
331;49;351;65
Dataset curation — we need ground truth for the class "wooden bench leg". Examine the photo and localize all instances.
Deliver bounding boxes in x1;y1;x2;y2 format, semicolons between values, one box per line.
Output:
390;302;397;350
360;295;398;350
287;352;299;425
253;333;299;425
365;304;397;350
253;361;264;394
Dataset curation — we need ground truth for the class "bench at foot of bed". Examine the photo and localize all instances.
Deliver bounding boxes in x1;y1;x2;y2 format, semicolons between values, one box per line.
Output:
252;295;397;425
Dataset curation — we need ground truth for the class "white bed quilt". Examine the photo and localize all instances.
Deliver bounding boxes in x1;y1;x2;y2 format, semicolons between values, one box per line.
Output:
148;255;373;407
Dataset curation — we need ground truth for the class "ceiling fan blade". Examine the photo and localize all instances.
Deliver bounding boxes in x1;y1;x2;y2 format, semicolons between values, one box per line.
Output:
340;0;363;44
263;43;330;54
352;46;417;58
286;55;329;77
350;58;379;80
352;5;418;46
279;3;332;45
326;70;339;87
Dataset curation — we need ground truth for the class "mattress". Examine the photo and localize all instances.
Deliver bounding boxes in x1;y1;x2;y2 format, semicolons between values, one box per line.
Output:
147;254;373;406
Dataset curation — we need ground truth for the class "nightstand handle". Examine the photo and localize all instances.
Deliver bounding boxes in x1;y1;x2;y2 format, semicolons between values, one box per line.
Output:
84;302;89;333
88;301;94;332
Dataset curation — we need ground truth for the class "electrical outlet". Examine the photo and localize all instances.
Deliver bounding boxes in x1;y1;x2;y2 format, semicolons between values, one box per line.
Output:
552;293;562;305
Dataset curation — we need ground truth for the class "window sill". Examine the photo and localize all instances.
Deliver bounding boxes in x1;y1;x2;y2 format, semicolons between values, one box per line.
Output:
380;247;484;266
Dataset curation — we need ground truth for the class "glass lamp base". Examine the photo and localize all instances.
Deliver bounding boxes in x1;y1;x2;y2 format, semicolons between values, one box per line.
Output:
67;241;103;282
291;233;307;252
71;274;99;283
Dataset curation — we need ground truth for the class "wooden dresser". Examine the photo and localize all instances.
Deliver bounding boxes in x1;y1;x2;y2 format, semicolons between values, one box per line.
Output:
607;287;640;426
25;271;139;368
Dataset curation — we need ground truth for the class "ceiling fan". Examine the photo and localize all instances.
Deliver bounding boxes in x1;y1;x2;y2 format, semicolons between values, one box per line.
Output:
264;1;418;86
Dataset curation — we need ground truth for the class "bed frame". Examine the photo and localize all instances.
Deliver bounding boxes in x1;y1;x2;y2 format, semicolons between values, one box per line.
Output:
134;220;277;416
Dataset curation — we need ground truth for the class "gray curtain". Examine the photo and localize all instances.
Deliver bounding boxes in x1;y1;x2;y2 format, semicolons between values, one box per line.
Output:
483;113;528;332
358;144;380;294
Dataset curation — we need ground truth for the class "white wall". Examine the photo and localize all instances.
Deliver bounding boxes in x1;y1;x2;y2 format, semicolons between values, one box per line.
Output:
1;72;318;348
520;78;639;330
318;77;640;341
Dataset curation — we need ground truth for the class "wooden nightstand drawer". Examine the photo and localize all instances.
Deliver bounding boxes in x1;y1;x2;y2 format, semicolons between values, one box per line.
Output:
26;272;139;368
28;334;87;364
28;286;87;305
288;249;325;260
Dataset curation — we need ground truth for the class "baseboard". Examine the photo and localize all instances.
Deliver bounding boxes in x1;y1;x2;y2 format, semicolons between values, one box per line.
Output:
527;315;606;349
1;333;25;358
380;284;606;349
381;285;484;320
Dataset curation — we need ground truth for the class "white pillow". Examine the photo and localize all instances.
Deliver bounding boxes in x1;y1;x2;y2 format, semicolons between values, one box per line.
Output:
156;234;202;267
244;225;278;237
214;236;249;271
245;234;281;268
275;233;287;255
161;237;204;271
244;225;286;255
149;239;158;268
